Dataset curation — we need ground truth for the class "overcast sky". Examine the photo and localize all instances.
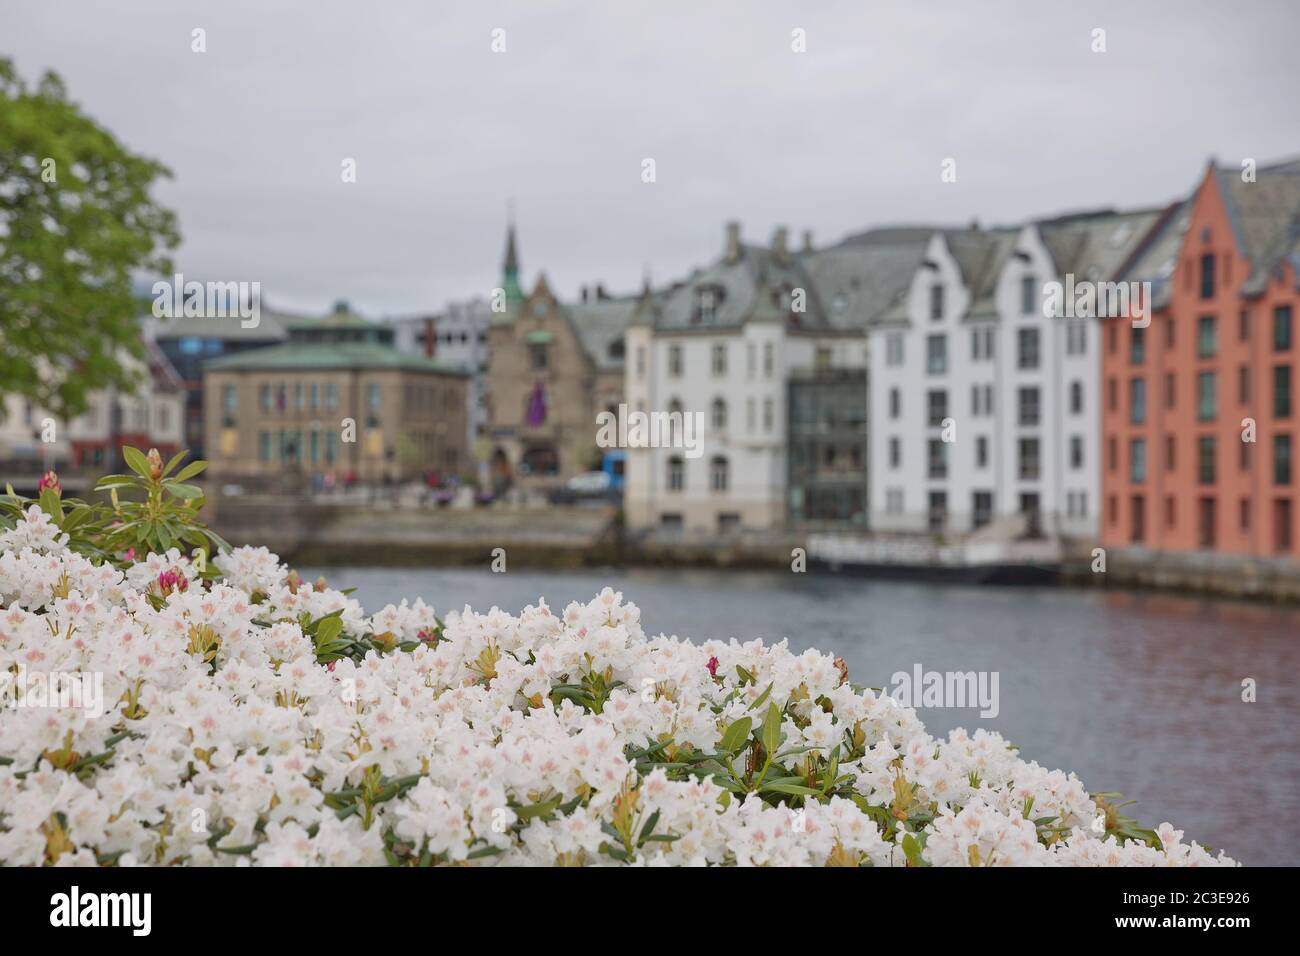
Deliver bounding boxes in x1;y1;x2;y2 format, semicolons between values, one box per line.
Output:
6;0;1300;316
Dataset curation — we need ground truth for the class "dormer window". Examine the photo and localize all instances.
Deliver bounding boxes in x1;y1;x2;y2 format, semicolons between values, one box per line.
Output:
1021;275;1036;315
608;338;625;361
929;283;944;321
693;285;725;324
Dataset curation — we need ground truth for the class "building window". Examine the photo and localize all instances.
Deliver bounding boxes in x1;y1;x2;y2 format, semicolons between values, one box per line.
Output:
1166;317;1176;349
367;382;382;416
1277;499;1293;553
1020;275;1036;315
1275;306;1293;352
710;456;729;493
926;334;947;374
973;491;993;528
1067;321;1086;356
711;343;727;375
1165;372;1176;409
1240;310;1251;342
258;431;272;463
1129;378;1146;425
668;344;683;377
1018;386;1040;426
1199;253;1215;300
1166;434;1176;471
927;439;947;479
1070;380;1083;415
1275;434;1293;486
1198;436;1216;485
529;343;549;371
711;397;727;430
1198;497;1217;548
259;384;272;414
929;283;944;321
976;435;988;468
971;326;994;360
1275;365;1292;418
222;384;238;419
1070;435;1083;469
1197;316;1216;358
1017;328;1040;370
1240;497;1251;532
1018;437;1040;480
1108;434;1118;472
325;384;338;411
1197;371;1217;421
667;456;684;492
889;388;901;419
1130;326;1145;364
763;342;775;377
927;390;947;427
885;334;904;366
1239;365;1251;405
889;436;900;468
1130;438;1147;483
636;346;646;378
1130;495;1145;544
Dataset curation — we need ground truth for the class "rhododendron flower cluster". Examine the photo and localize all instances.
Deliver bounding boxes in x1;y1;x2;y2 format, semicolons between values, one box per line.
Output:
0;505;1235;866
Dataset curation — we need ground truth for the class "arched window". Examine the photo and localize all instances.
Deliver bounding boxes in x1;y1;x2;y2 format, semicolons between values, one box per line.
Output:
667;456;685;492
710;456;729;493
711;397;727;430
667;398;684;444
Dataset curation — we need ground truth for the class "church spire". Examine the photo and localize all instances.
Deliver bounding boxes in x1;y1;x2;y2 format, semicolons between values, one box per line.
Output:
502;201;523;306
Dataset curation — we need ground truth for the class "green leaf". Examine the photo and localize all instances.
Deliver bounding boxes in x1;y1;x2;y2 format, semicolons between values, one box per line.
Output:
760;782;821;797
122;446;152;479
172;459;209;482
761;703;782;756
165;482;203;499
747;681;774;712
718;716;752;754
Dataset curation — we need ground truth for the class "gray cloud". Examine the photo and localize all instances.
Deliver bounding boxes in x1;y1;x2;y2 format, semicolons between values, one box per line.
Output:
6;0;1299;315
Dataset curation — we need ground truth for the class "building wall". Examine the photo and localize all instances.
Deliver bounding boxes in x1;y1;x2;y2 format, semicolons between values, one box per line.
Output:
203;367;467;485
870;233;971;533
486;285;602;487
994;226;1100;539
390;298;490;451
1102;171;1300;556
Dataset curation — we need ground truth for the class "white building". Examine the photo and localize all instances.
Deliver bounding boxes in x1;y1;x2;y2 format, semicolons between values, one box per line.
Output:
870;211;1164;540
625;222;926;534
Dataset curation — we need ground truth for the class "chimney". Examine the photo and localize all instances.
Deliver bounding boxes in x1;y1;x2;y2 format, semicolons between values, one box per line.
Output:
772;226;789;263
725;221;741;263
581;285;589;303
801;229;814;254
596;283;608;300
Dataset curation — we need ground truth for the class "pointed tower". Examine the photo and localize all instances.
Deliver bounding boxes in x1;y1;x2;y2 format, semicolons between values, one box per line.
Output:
501;209;524;308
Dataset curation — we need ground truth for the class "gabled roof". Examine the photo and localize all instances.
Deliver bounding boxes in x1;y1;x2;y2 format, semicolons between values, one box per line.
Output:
798;228;931;330
1218;157;1300;295
566;296;641;370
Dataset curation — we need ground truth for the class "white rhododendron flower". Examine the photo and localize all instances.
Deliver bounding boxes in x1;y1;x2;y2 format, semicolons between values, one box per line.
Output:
0;508;1236;867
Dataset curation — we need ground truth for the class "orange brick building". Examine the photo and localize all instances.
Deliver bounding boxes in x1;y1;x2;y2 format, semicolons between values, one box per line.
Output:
1102;158;1300;556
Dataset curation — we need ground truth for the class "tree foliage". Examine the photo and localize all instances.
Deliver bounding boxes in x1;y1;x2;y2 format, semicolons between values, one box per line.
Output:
0;58;179;420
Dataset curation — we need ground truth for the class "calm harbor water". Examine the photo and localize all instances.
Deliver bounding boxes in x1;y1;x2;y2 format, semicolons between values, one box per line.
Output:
302;565;1300;866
